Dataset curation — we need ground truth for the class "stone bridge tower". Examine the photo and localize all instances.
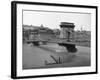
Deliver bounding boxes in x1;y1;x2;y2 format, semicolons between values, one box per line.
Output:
58;22;77;52
59;22;75;42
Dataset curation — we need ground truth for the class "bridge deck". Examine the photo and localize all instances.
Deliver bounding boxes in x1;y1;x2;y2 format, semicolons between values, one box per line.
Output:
26;39;90;47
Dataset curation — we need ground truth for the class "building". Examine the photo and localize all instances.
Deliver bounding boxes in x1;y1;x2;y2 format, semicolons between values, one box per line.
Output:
23;24;56;42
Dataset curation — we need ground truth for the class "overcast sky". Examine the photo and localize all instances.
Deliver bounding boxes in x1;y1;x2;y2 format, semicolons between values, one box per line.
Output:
23;10;91;31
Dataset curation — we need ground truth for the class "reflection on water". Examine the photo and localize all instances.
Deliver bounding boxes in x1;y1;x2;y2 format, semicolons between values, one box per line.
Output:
39;43;77;65
23;43;90;69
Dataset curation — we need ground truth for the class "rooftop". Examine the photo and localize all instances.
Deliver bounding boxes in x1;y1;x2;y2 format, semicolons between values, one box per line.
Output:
60;22;75;28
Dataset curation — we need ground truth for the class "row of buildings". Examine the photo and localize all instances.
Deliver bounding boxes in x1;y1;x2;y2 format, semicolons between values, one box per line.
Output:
23;23;91;44
23;24;57;42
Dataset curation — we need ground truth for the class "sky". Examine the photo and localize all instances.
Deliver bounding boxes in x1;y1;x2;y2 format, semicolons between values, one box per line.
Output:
23;10;91;31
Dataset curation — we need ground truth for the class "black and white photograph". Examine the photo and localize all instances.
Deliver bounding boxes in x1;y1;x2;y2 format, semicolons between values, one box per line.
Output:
22;10;91;69
11;1;97;79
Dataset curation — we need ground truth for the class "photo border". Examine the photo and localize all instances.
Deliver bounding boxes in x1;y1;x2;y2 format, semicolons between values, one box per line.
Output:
11;1;98;79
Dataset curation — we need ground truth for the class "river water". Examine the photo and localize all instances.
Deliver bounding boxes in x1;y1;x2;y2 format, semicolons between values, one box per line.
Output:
23;43;90;69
